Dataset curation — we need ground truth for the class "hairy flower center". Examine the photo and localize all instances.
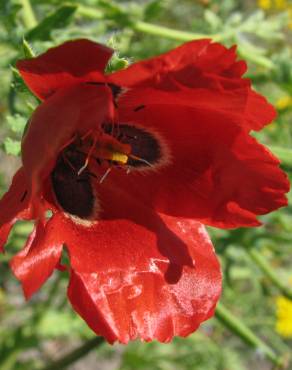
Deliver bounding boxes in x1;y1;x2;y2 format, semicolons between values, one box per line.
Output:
51;123;164;220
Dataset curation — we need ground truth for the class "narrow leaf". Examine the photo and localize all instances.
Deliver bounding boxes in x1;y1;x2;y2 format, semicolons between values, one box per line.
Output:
26;5;77;41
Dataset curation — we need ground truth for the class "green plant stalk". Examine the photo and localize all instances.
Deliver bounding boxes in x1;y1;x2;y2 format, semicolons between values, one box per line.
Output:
19;0;37;29
76;5;220;41
77;5;103;19
132;21;220;42
38;337;104;370
247;248;292;301
215;303;284;367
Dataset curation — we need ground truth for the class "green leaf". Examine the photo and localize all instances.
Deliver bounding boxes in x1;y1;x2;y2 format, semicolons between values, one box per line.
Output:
204;10;222;30
97;0;134;26
268;146;292;169
238;44;275;70
22;38;35;58
6;114;27;134
0;0;22;32
10;66;32;95
144;0;164;21
2;138;21;156
37;310;92;338
26;5;77;41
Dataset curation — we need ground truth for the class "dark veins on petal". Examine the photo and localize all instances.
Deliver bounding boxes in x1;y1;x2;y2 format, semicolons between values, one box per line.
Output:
51;148;95;219
103;123;162;167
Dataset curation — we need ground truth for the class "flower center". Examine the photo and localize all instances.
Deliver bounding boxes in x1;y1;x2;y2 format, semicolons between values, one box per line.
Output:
51;123;166;220
102;123;162;168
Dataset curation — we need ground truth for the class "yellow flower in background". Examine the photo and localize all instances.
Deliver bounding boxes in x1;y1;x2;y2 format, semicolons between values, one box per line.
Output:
276;296;292;338
275;0;289;9
258;0;289;10
258;0;272;9
275;95;292;110
258;0;292;28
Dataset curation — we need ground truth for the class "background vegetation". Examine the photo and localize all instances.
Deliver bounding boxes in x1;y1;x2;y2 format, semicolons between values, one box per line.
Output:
0;0;292;369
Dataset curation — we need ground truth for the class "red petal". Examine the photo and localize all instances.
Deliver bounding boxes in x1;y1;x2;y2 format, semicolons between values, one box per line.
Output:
110;39;213;87
10;215;63;299
118;86;275;132
0;168;31;251
22;84;114;200
245;89;276;131
110;40;245;86
106;102;288;228
110;40;275;131
0;222;13;252
54;208;221;343
17;39;113;99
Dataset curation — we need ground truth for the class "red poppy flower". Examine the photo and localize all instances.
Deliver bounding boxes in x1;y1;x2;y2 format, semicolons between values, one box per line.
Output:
0;39;289;343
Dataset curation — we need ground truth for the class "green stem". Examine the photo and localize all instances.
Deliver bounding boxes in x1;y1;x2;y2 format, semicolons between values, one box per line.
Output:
247;248;292;301
76;5;220;41
38;337;104;370
77;5;103;19
19;0;37;29
215;303;284;367
132;21;220;42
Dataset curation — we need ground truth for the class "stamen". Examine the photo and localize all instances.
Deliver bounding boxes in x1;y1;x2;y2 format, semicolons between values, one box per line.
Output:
77;158;89;176
63;153;77;171
128;153;153;167
99;167;112;184
101;123;166;170
78;135;97;175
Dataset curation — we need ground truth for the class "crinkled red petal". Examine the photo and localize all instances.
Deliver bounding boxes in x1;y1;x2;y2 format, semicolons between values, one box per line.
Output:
107;101;288;228
0;168;32;251
10;215;63;299
110;41;275;131
110;39;237;87
110;40;247;86
22;84;114;201
17;39;113;99
59;212;221;343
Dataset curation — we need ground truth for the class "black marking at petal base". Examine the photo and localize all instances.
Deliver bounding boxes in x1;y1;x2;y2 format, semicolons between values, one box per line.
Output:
103;123;162;168
20;190;28;202
51;150;95;219
85;82;122;99
133;105;145;112
108;83;122;99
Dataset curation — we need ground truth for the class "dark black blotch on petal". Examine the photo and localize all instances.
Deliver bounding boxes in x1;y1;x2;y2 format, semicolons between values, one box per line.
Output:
108;83;122;99
85;81;122;99
51;150;95;219
103;123;162;167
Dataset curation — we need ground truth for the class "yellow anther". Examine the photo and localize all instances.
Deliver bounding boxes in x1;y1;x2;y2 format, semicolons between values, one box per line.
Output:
110;151;129;164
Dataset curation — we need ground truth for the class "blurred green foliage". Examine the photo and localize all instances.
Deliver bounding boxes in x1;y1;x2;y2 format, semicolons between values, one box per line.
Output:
0;0;292;369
